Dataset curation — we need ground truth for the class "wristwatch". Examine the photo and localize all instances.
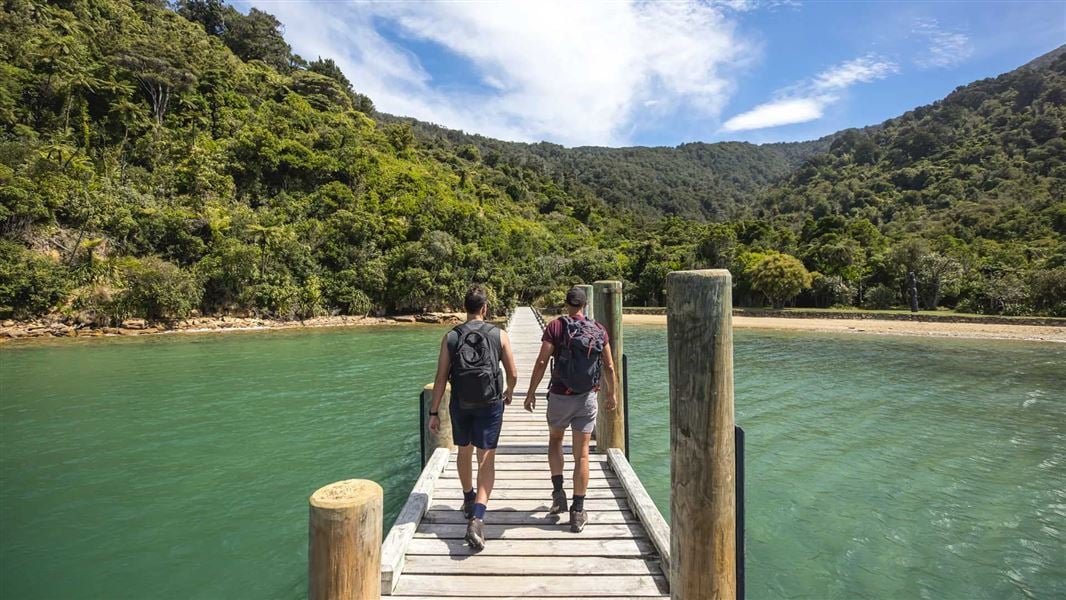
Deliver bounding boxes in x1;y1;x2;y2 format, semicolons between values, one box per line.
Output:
429;411;439;416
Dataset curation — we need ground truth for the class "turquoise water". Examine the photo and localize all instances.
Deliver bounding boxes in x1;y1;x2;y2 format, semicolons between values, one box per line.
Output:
1;325;1063;598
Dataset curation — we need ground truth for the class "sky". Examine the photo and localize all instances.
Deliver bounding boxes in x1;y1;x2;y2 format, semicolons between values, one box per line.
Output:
237;0;1065;148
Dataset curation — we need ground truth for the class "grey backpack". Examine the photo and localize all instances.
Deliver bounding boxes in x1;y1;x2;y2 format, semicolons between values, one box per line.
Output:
552;316;606;394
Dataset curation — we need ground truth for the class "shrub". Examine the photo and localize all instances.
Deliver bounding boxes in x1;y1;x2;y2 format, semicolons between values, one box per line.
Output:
1029;267;1066;316
0;241;71;319
749;252;812;309
115;256;202;321
240;274;299;319
865;284;898;310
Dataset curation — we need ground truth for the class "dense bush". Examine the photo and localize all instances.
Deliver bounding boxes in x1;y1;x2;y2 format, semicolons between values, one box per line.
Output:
865;285;899;310
0;0;1061;323
113;257;202;321
0;242;70;319
750;253;812;309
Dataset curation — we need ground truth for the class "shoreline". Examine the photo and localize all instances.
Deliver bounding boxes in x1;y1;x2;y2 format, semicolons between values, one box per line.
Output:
624;314;1066;343
3;311;1063;345
0;312;469;344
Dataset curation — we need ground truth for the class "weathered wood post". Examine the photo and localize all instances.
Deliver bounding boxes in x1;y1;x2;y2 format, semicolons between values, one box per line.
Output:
592;280;624;452
308;479;383;600
576;283;594;321
665;269;736;599
421;383;453;466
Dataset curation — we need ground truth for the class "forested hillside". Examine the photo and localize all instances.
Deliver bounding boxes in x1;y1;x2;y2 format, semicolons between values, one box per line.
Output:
0;0;1062;324
756;47;1066;314
388;115;831;220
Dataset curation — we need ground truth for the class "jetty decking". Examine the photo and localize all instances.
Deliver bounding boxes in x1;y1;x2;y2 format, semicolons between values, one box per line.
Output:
381;306;671;598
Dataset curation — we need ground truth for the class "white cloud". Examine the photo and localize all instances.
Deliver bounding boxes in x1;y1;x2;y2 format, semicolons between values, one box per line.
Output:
247;1;749;146
722;98;824;131
811;56;899;91
721;55;897;132
911;19;973;69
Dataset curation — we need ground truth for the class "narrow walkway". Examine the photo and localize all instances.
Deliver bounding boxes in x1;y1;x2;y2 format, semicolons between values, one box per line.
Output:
386;307;669;598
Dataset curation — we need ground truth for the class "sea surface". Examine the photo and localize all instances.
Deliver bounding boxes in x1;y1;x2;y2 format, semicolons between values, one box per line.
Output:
1;325;1063;598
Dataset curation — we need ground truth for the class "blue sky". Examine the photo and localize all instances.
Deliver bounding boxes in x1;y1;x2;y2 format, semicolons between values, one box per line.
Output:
241;0;1065;147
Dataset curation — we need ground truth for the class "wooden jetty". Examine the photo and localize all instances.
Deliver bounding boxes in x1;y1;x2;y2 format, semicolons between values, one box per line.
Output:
307;273;738;600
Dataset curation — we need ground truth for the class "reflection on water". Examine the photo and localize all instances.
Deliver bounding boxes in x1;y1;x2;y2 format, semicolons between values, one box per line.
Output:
1;325;1064;598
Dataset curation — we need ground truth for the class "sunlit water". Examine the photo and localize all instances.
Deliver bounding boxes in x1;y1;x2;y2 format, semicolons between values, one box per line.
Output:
1;325;1063;598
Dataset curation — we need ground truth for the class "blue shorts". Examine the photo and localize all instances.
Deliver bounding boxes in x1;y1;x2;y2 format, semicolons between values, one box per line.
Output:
450;400;504;450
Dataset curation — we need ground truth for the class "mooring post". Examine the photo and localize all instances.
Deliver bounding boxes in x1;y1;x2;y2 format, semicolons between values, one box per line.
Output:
592;280;625;452
308;479;383;600
665;269;736;599
576;283;594;321
421;383;453;466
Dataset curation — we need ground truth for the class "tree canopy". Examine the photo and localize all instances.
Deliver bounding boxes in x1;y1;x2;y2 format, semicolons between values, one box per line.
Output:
0;0;1062;323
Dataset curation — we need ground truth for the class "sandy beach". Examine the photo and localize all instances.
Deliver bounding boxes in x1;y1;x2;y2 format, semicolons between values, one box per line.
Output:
624;314;1066;343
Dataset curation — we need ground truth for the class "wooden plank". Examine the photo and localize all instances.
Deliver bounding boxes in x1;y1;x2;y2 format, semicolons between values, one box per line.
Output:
429;498;627;512
393;574;668;597
436;479;620;490
423;510;638;525
393;597;666;600
402;555;660;576
414;522;646;540
405;537;658;558
607;448;670;580
441;468;612;478
381;447;450;595
428;488;622;501
450;454;607;463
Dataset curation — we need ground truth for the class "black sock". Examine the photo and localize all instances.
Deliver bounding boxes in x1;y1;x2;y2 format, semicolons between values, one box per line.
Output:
551;475;564;493
572;495;585;512
463;489;476;503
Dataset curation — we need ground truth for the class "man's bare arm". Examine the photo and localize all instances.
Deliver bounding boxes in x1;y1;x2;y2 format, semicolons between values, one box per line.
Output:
431;336;450;412
500;330;518;403
524;340;554;411
601;342;618;411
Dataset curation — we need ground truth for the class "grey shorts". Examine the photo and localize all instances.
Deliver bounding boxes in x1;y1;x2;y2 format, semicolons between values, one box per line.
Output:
546;391;598;433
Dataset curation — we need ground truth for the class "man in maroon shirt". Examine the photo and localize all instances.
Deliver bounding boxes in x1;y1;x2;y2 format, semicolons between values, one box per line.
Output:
524;287;618;532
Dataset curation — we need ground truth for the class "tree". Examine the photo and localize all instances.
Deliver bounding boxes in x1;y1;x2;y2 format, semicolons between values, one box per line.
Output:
916;252;961;309
695;223;737;269
750;252;812;309
219;7;292;70
116;31;197;127
175;0;226;35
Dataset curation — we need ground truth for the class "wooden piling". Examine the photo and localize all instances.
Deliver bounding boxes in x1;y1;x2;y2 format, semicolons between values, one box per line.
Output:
665;269;736;600
421;383;454;465
576;283;594;321
308;479;383;600
592;280;624;452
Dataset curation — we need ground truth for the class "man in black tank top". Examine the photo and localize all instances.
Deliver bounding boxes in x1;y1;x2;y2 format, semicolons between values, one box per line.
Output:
428;285;518;550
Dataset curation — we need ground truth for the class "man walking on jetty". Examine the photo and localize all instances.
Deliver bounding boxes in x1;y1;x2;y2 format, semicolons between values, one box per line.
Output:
524;286;617;532
428;285;517;550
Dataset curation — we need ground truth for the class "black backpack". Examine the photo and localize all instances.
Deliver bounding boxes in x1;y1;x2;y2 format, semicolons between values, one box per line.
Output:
449;322;502;409
553;316;606;394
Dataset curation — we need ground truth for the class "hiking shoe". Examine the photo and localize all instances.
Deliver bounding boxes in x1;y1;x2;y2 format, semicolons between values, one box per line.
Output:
465;517;485;550
569;509;588;533
554;490;571;513
549;489;569;514
461;498;474;520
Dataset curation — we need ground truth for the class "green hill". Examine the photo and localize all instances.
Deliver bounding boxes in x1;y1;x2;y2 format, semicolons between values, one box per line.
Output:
382;115;832;220
0;0;1061;323
756;45;1065;314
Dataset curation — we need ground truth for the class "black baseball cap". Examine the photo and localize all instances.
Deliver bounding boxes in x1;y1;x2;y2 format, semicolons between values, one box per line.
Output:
565;286;587;307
